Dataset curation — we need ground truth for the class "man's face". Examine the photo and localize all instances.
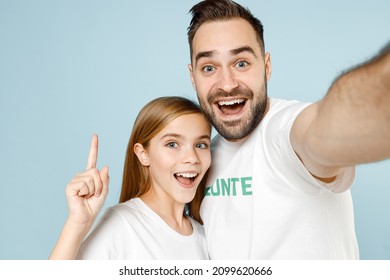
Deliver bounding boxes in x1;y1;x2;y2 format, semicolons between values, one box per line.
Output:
189;18;272;141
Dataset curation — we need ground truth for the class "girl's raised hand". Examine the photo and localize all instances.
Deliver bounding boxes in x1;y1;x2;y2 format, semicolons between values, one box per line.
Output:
49;135;110;260
65;134;110;228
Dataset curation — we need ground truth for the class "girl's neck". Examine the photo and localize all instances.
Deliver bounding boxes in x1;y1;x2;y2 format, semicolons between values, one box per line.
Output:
140;192;193;236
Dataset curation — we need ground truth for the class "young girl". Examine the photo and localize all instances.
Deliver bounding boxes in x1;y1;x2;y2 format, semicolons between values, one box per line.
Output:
50;96;211;259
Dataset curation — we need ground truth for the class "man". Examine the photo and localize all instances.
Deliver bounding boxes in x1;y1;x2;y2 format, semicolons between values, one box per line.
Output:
187;0;390;259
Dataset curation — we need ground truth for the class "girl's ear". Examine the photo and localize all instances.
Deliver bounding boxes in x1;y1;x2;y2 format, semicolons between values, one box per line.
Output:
134;143;150;166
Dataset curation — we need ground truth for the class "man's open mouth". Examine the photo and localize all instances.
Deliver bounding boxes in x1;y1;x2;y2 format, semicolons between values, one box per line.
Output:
217;98;246;115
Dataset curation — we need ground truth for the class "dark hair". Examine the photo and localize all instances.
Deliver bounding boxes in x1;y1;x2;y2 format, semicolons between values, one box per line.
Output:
187;0;265;61
120;96;211;224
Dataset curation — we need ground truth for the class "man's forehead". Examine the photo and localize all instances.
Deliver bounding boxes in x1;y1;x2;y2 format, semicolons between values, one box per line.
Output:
192;18;260;55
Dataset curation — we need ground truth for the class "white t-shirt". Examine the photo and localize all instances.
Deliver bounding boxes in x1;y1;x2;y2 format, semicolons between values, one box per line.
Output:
77;198;208;259
201;98;358;259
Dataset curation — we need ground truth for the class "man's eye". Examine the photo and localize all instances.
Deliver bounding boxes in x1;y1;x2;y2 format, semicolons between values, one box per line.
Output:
235;60;248;68
202;65;215;73
166;142;178;148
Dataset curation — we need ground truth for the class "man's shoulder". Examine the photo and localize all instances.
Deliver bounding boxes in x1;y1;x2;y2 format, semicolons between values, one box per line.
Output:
265;98;311;125
268;98;309;113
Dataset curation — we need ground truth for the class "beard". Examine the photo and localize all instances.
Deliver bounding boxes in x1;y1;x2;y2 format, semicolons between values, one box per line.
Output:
198;82;268;141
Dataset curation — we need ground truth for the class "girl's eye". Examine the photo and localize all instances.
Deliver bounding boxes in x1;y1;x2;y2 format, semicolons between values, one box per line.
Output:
166;142;178;148
196;143;209;149
202;65;215;73
235;60;248;68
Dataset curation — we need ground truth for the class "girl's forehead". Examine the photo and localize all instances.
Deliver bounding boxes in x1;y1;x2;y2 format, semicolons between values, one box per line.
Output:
154;113;211;139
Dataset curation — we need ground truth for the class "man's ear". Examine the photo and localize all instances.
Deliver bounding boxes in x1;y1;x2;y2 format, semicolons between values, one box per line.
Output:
188;63;196;90
264;52;272;81
134;143;150;166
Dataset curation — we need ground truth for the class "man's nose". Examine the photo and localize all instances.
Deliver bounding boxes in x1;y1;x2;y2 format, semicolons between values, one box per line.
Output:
217;67;238;93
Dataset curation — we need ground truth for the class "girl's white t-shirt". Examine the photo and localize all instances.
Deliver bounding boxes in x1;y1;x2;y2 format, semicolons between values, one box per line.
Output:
77;198;208;260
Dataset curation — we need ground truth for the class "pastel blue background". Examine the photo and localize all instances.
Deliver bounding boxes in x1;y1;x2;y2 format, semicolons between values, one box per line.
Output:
0;0;389;260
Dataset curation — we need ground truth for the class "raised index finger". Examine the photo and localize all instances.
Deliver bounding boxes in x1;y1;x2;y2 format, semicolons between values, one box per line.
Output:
86;134;98;169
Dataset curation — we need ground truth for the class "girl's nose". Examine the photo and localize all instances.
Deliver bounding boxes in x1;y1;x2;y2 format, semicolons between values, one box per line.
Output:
182;147;200;164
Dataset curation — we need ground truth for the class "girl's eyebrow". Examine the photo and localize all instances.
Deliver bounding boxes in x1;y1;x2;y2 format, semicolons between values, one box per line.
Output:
160;133;183;140
197;135;211;141
160;133;211;141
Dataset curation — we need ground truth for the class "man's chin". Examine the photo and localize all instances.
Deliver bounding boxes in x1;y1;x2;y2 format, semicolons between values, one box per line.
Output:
215;123;249;141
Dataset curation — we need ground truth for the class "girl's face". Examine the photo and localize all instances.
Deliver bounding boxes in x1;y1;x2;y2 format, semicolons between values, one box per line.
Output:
136;113;211;206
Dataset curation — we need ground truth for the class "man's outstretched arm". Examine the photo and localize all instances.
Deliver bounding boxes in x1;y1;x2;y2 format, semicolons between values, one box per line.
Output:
291;42;390;180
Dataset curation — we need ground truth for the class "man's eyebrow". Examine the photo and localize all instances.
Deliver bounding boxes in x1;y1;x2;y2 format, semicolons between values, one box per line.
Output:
194;46;258;66
231;46;258;58
195;50;216;65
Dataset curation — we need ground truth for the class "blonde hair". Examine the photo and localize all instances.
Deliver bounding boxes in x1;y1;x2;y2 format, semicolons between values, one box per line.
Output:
120;96;211;224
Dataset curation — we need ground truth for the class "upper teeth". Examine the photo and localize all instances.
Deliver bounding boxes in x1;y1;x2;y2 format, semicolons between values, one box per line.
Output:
176;173;197;178
218;99;244;106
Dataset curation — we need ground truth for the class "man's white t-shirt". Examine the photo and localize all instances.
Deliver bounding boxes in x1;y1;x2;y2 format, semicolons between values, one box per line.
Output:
77;198;208;259
201;98;358;259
